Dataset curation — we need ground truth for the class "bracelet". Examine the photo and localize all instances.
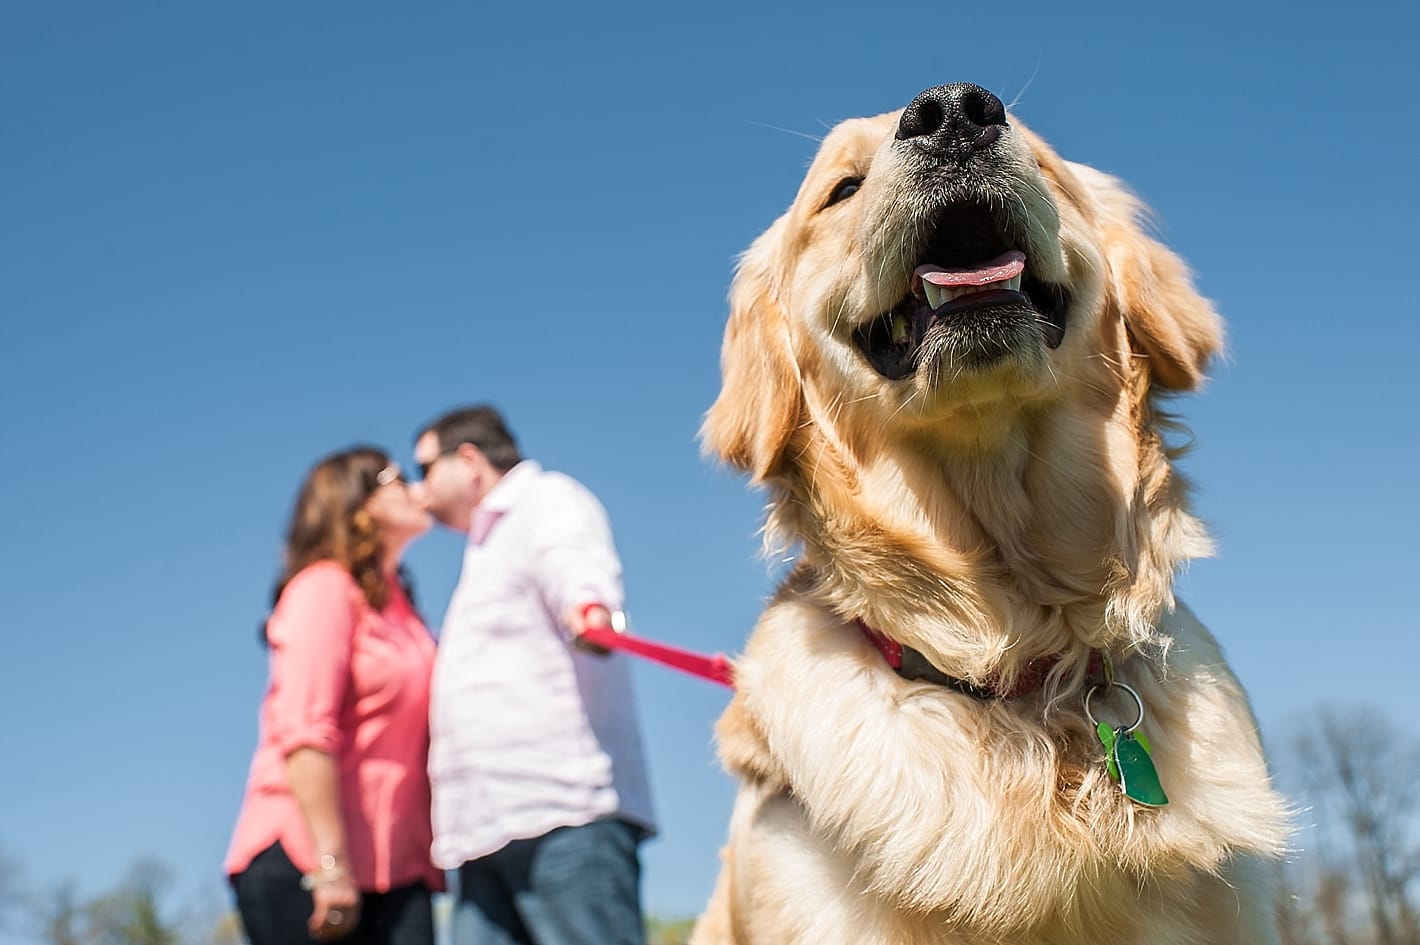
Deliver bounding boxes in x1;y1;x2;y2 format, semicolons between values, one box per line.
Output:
577;603;625;633
299;853;349;891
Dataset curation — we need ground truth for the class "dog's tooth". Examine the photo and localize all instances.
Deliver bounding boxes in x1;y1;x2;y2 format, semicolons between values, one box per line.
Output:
1006;275;1022;292
891;312;909;345
923;280;944;310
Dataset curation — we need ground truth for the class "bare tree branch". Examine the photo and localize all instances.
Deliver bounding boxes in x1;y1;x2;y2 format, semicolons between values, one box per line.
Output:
1282;705;1420;945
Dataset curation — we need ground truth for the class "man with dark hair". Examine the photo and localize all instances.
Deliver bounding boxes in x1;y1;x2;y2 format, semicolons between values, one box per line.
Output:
413;405;655;945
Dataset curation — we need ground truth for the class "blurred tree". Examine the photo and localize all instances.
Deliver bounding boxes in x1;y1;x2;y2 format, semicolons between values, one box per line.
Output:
25;860;182;945
0;846;23;937
1279;705;1420;945
35;882;85;945
204;909;246;945
82;859;176;945
647;914;696;945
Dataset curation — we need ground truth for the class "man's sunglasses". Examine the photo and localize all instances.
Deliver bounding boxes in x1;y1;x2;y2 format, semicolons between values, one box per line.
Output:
417;446;463;482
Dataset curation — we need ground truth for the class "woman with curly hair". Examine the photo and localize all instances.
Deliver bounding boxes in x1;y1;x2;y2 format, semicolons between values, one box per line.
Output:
226;446;444;945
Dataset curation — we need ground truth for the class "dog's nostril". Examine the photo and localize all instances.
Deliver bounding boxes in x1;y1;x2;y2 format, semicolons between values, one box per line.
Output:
897;98;946;141
896;83;1008;157
959;85;1006;129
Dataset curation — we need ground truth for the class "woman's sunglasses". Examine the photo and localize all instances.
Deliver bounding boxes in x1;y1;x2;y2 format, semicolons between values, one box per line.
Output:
375;464;408;488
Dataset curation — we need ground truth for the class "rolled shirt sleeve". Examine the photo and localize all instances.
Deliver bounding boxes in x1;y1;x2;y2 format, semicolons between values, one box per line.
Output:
529;475;624;633
263;562;359;756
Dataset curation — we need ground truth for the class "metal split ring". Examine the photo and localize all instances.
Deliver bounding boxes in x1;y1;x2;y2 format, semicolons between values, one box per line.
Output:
327;910;345;926
1084;681;1145;735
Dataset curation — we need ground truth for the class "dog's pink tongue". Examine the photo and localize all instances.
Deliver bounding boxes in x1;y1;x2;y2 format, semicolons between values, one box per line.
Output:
917;249;1026;287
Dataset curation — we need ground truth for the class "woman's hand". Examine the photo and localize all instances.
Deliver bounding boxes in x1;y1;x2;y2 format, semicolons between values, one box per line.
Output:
308;872;361;941
284;747;360;940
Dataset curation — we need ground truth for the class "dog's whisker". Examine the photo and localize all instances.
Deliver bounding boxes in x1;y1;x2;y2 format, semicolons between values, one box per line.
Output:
745;119;824;143
1042;357;1061;390
1003;58;1043;112
884;388;920;426
826;253;861;337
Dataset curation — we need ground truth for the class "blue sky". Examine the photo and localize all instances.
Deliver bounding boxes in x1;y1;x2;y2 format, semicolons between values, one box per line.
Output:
2;0;1417;934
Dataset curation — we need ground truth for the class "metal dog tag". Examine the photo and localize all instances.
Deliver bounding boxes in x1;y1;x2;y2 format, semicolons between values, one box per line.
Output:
1088;679;1169;808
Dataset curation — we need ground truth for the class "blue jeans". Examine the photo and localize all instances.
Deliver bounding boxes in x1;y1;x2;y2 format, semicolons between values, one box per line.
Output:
452;817;646;945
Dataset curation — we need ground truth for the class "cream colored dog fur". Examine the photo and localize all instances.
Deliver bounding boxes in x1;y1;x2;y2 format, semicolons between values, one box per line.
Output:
692;84;1290;945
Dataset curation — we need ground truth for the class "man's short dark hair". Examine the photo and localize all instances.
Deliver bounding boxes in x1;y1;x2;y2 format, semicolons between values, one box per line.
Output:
419;404;522;473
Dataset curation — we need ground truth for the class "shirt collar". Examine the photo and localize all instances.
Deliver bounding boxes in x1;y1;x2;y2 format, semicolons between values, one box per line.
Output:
467;460;541;544
480;459;540;514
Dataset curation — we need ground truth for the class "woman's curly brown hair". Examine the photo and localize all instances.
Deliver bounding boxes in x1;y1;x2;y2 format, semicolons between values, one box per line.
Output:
264;446;413;642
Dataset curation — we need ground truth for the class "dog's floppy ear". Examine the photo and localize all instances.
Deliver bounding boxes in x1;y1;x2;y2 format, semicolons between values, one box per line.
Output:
1083;167;1224;391
701;222;803;480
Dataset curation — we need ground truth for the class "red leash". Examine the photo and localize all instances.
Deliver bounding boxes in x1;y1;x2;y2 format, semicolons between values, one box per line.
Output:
578;627;735;688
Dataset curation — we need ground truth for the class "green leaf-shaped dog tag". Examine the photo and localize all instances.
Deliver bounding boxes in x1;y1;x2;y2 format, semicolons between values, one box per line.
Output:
1114;733;1169;807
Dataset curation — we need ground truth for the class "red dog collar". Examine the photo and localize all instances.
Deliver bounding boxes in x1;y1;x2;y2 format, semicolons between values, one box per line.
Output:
857;619;1100;699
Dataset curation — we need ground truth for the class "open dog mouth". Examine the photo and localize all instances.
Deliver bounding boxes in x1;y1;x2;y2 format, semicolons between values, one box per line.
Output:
853;202;1071;380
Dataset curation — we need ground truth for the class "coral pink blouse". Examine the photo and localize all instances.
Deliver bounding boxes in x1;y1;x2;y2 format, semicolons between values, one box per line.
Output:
225;561;444;892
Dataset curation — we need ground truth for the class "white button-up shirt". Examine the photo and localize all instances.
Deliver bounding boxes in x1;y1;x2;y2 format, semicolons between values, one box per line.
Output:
428;461;656;868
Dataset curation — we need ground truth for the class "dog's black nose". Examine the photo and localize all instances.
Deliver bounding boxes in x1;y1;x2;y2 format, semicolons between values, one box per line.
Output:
896;84;1007;161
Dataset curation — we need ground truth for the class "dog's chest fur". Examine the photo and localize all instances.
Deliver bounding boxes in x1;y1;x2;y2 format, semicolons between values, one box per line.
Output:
707;594;1287;945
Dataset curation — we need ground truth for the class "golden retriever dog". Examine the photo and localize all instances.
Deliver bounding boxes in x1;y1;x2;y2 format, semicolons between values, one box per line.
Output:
693;84;1290;945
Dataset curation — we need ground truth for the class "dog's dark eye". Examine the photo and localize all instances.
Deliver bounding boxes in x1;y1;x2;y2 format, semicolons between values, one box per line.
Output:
824;177;863;208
